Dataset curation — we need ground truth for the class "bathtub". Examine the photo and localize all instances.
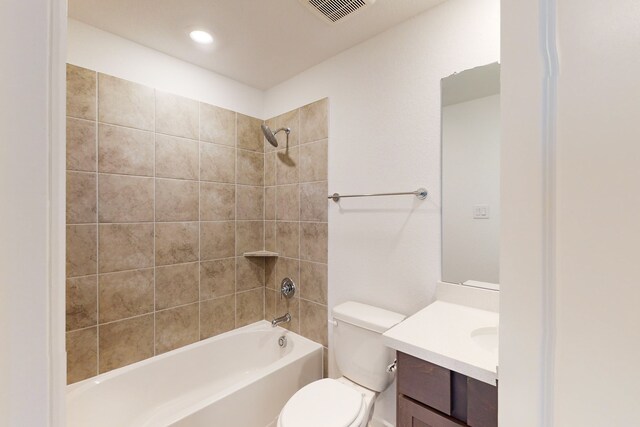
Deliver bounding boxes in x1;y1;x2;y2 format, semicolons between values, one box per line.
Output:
67;321;323;427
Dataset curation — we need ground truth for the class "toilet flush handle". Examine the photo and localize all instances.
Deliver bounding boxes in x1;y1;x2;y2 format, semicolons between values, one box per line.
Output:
386;359;397;373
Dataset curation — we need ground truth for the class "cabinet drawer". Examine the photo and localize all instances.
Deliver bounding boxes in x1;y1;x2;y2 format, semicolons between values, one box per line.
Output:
397;352;451;415
467;378;498;427
398;395;466;427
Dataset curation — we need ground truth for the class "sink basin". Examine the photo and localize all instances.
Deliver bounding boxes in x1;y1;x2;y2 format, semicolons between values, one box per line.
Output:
470;327;498;353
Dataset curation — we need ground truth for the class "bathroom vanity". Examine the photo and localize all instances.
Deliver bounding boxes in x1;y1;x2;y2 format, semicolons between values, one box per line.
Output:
396;352;497;427
383;283;499;427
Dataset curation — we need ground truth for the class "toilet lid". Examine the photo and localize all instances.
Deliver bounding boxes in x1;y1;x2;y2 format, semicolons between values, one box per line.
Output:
280;379;364;427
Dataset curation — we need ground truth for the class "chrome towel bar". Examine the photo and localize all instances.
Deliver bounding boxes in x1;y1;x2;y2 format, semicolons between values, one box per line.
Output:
328;188;428;202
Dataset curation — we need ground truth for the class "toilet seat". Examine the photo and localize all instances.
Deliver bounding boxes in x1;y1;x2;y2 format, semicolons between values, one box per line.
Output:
278;379;365;427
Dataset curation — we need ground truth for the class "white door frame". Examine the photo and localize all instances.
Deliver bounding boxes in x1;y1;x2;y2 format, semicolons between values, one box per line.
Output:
50;0;68;425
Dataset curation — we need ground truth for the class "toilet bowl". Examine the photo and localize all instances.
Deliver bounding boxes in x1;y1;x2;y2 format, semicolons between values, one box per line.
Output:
277;378;377;427
276;302;405;427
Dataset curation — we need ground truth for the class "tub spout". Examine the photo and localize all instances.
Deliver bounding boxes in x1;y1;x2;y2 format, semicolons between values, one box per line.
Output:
271;313;291;327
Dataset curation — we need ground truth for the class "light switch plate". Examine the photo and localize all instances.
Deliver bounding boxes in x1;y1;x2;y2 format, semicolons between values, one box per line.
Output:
473;204;490;219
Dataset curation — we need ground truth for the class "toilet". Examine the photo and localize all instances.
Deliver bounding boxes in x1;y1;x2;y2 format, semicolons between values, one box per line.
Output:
277;301;406;427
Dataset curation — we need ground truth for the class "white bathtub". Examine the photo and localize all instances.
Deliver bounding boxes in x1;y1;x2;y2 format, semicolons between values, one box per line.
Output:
67;321;323;427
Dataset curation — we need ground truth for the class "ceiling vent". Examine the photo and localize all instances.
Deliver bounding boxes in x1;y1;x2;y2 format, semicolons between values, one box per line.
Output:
300;0;377;25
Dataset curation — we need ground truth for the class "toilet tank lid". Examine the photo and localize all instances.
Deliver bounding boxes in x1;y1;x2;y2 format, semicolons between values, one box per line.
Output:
333;301;406;333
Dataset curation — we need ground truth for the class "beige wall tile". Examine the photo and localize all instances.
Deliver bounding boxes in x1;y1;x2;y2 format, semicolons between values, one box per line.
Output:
273;108;300;148
276;256;300;286
300;300;328;347
66;68;332;380
99;224;154;273
98;174;154;223
300;222;328;263
155;263;199;310
155;134;198;180
237;150;264;186
155;222;199;266
67;118;96;172
200;259;235;299
299;140;328;182
67;64;96;120
200;295;235;339
300;261;327;305
236;221;264;255
66;327;97;384
276;296;300;333
98;74;154;131
237;114;263;152
156;179;199;222
276;222;299;258
236;257;265;292
323;347;328;378
200;103;235;146
200;143;235;183
66;276;97;331
99;269;154;323
276;148;299;185
300;181;328;222
156;91;198;139
200;221;235;260
99;314;154;372
67;225;97;277
265;221;276;252
155;303;199;354
276;184;300;221
265;289;276;320
200;182;235;221
300;98;328;144
265;187;276;221
265;258;277;290
237;185;264;220
98;124;154;177
236;288;264;327
67;172;97;224
264;152;276;186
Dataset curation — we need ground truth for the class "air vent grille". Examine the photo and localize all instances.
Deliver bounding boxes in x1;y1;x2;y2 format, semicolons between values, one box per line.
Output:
303;0;375;24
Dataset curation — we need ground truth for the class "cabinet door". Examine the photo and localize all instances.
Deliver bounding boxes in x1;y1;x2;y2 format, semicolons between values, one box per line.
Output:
467;378;498;427
397;352;452;415
398;395;466;427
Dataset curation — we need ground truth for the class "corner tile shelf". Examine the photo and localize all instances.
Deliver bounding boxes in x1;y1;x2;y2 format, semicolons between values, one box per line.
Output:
243;250;279;258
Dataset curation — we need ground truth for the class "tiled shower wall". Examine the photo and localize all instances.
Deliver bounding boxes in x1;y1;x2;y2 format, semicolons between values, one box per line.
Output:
65;64;329;383
263;100;329;375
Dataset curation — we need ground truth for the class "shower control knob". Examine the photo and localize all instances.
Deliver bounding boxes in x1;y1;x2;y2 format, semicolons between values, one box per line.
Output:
280;277;296;299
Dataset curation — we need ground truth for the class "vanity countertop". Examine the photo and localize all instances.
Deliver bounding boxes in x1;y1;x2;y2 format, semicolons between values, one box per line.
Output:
383;293;499;385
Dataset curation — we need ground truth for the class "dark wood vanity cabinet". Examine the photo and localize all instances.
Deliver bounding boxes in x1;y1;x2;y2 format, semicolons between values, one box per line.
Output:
396;352;498;427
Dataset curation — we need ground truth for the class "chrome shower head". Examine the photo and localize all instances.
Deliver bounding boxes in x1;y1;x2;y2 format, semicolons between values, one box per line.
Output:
261;124;290;148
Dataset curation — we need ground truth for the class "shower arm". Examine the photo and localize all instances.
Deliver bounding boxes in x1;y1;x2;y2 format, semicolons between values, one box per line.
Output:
273;127;291;135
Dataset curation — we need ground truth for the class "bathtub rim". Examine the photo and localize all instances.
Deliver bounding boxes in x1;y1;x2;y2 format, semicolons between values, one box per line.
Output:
66;320;322;395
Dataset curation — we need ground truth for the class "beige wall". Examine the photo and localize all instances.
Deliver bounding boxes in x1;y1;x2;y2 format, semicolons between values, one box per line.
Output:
65;64;329;383
263;100;330;376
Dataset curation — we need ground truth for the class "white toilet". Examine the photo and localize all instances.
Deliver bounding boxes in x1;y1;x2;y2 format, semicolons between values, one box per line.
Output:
277;301;406;427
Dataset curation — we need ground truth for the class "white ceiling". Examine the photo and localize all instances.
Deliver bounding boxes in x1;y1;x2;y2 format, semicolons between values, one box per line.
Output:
68;0;445;90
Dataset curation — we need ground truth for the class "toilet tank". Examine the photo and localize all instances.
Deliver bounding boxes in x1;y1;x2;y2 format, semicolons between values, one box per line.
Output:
332;302;406;392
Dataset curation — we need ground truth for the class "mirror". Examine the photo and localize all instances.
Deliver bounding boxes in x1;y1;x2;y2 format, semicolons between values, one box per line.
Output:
441;63;500;289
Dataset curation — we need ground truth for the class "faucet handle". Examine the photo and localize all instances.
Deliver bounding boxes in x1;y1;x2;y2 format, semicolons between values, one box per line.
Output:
280;277;296;300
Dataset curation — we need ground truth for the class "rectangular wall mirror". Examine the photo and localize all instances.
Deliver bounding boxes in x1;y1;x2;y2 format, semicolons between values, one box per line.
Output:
441;63;501;289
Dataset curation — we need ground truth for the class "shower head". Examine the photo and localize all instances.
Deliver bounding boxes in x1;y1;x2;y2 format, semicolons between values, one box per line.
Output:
261;124;290;148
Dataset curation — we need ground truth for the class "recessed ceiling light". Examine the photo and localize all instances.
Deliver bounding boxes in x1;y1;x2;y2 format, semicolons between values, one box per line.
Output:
189;30;213;44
